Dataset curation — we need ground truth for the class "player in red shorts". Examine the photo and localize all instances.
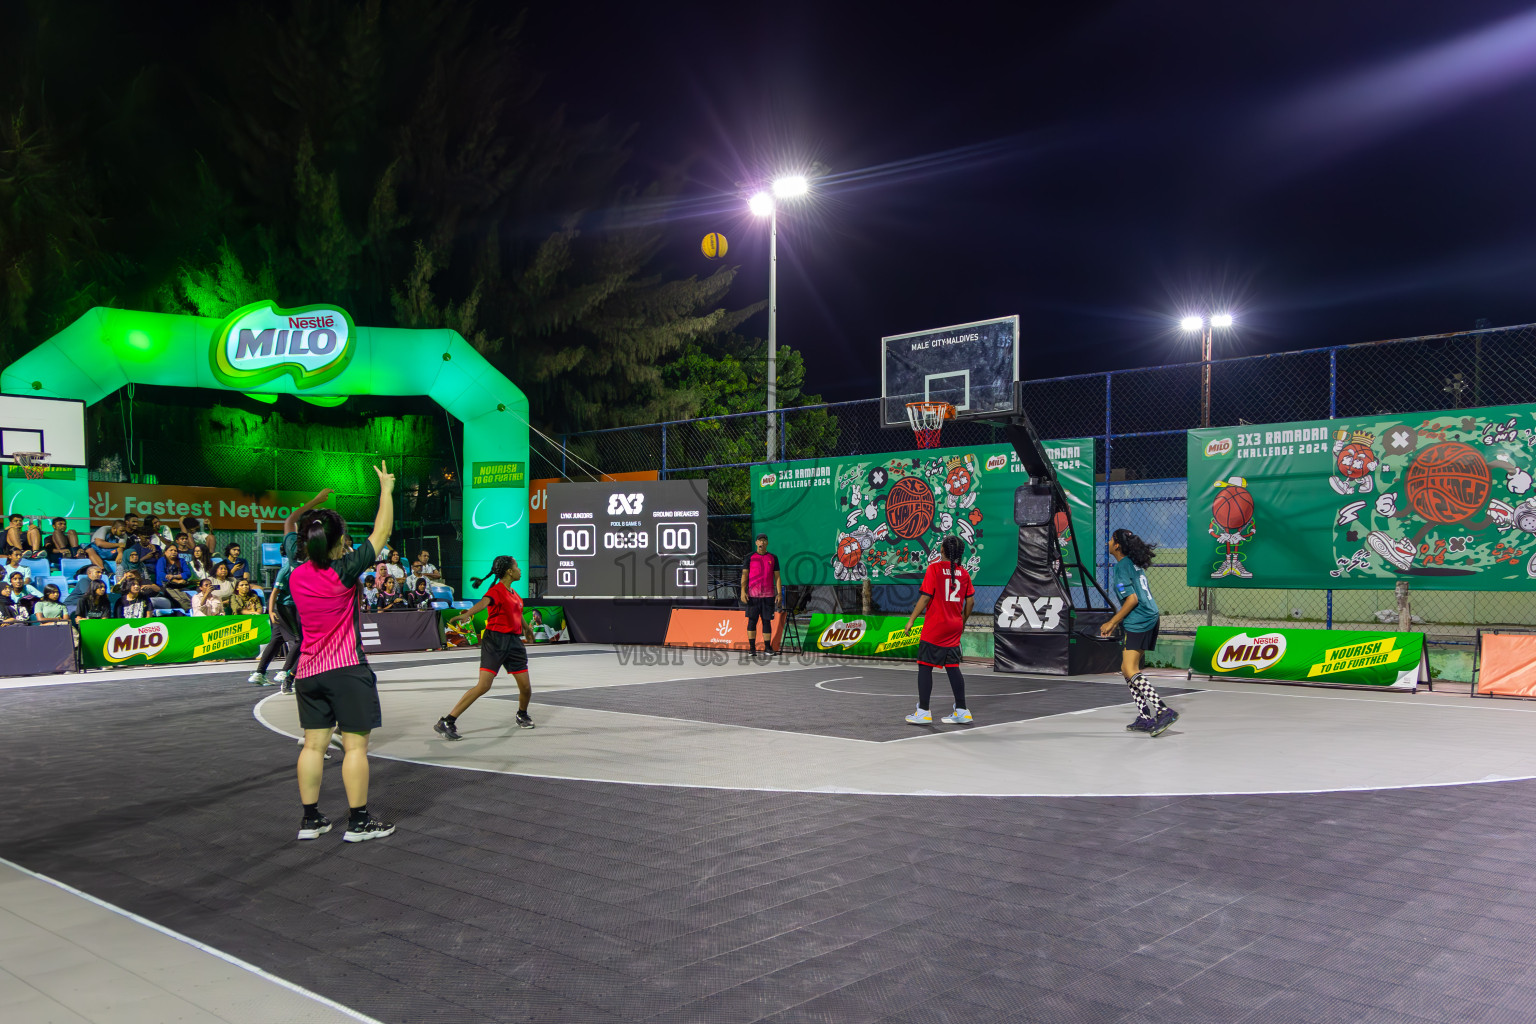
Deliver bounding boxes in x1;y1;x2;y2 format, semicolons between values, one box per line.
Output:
904;535;975;725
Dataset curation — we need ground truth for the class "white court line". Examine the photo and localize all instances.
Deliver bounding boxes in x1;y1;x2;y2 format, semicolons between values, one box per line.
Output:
814;677;1047;698
0;854;384;1024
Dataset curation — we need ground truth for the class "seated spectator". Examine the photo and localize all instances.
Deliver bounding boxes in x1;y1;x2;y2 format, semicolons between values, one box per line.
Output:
362;574;379;611
377;576;404;611
222;542;251;583
65;564;105;616
116;580;152;619
4;513;43;557
210;561;236;604
32;584;66;623
114;569;164;601
183;516;214;552
43;517;100;569
383;550;407;581
125;530;159;572
191;577;224;616
144;515;173;547
7;571;41;612
0;583;26;624
89;519;128;570
414;549;450;594
187;543;215;582
155;546;193;610
77;579;113;619
405;577;436;610
229;578;263;615
3;550;32;586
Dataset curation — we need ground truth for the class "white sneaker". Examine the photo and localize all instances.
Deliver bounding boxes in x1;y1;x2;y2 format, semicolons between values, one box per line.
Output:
905;704;932;725
248;671;272;686
272;670;289;686
941;707;973;724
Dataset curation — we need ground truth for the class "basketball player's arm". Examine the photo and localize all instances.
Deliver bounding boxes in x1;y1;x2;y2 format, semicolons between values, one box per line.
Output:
906;593;931;634
367;462;395;554
285;487;334;534
452;594;491;626
773;565;782;607
1099;591;1137;636
740;563;749;604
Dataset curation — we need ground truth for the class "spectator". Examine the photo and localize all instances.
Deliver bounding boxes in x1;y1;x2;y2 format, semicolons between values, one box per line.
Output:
4;513;43;558
222;542;251;582
377;576;404;611
77;580;113;619
230;578;263;615
3;550;32;586
0;583;27;623
383;549;407;582
125;530;159;572
191;577;224;616
7;571;41;612
89;519;128;570
187;543;215;581
65;564;105;616
145;515;174;548
362;574;379;611
406;577;436;610
43;517;101;570
183;516;214;552
155;545;193;610
414;549;449;594
210;561;236;604
114;569;164;602
33;584;66;623
117;580;152;619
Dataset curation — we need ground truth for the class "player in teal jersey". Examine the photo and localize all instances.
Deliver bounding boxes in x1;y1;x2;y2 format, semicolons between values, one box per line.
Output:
1100;528;1179;737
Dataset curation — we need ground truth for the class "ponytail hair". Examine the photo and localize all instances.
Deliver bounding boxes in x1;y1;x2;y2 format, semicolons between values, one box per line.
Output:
471;554;515;589
940;534;965;575
1112;528;1157;569
302;509;346;568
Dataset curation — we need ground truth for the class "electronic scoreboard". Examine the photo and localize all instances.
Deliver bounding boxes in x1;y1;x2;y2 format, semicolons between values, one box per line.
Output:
545;479;709;598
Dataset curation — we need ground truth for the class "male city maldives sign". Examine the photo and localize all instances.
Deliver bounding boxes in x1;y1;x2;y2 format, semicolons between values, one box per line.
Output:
1;303;530;596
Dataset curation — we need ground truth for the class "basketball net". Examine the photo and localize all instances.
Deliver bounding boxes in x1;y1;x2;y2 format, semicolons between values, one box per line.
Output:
12;452;49;481
905;402;954;449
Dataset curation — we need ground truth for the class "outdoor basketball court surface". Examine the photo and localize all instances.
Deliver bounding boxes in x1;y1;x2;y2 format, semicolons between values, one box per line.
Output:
7;644;1536;1023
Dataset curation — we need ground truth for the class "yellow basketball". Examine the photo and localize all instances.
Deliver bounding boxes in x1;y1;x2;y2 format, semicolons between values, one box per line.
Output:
701;232;728;259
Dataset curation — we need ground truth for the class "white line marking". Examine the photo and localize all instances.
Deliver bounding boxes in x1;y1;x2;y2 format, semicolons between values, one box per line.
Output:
814;678;1046;697
0;854;385;1024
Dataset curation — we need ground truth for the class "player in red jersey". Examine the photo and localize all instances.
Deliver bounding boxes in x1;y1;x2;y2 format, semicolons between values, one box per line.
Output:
435;555;535;739
904;535;976;725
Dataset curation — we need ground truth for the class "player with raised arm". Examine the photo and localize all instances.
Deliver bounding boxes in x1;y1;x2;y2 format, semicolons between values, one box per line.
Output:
290;463;395;843
435;555;535;739
905;535;976;725
250;487;333;691
1099;528;1179;737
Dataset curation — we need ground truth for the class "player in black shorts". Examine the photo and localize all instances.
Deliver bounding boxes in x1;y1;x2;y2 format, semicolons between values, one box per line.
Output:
739;534;782;656
435;555;535;739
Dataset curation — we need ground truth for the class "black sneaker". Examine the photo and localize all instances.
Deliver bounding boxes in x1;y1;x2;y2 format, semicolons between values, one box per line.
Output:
1149;707;1180;737
279;679;295;695
434;717;461;740
297;814;332;841
1126;715;1155;732
516;710;535;729
343;815;396;843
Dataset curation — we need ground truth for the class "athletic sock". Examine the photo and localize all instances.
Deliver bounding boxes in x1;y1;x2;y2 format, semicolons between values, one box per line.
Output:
350;805;368;823
302;802;320;819
1126;673;1163;716
748;640;756;652
917;663;934;711
945;665;967;710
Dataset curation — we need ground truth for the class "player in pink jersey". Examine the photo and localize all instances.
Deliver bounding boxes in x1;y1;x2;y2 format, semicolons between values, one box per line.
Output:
904;535;976;725
289;461;395;843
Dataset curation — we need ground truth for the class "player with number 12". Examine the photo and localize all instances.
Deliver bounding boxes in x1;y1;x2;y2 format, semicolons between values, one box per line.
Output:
904;535;975;725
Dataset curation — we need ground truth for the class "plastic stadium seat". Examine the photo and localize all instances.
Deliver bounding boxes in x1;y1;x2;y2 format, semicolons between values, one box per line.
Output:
261;542;284;567
451;600;475;609
20;558;48;579
59;557;91;577
430;586;453;601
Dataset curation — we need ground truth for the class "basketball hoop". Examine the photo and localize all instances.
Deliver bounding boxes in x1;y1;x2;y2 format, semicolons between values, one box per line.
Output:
905;402;954;449
12;452;49;481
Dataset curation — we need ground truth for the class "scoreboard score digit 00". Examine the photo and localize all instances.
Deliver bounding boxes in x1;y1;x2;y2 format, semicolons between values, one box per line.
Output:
546;480;708;598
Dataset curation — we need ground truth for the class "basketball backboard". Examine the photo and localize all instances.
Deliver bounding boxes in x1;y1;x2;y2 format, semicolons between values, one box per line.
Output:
881;315;1019;427
0;395;87;467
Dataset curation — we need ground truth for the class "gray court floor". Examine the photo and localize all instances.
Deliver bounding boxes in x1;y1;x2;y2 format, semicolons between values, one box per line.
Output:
6;646;1536;1023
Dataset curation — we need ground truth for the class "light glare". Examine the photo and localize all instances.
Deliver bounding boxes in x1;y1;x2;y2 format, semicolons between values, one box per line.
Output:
1211;313;1234;328
1180;315;1204;332
771;174;809;199
748;192;775;217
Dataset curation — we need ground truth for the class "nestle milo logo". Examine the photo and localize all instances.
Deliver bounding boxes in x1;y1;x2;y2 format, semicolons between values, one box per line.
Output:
759;472;777;487
211;300;356;390
1211;632;1286;673
817;618;867;649
984;453;1009;471
1204;437;1234;458
104;621;170;663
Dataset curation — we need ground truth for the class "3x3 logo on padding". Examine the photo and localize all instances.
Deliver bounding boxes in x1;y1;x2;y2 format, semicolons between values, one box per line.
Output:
608;493;645;515
996;596;1064;631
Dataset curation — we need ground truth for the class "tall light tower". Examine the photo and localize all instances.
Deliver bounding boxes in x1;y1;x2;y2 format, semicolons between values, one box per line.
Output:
1180;312;1235;427
749;174;810;463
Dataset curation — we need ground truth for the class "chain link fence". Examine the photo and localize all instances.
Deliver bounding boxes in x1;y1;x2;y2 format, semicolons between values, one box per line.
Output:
541;323;1536;647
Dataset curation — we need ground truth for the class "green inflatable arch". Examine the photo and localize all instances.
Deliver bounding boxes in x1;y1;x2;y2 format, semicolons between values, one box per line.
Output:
1;302;529;596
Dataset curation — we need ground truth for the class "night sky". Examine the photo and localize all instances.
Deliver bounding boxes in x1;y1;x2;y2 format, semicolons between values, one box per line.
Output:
534;1;1536;403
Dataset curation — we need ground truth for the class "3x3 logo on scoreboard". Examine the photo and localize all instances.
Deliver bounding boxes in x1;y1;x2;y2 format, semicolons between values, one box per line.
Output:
546;480;709;598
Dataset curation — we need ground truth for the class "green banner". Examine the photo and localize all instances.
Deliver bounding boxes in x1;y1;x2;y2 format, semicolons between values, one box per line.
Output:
804;613;922;659
1191;626;1426;689
440;604;566;646
1189;404;1536;590
471;461;527;488
753;438;1096;586
78;615;271;669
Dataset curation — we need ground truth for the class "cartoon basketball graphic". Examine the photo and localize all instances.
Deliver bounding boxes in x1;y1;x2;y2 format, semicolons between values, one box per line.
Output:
836;535;863;568
1212;481;1254;531
885;476;936;539
1053;509;1072;541
944;465;972;497
1336;440;1375;480
1404;441;1490;524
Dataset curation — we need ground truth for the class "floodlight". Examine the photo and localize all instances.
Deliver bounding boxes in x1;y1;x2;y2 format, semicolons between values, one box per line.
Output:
1180;315;1203;332
771;175;809;199
748;192;775;217
1211;313;1234;328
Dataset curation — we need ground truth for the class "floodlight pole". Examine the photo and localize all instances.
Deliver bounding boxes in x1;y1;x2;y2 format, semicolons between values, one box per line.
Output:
766;208;778;464
1200;321;1213;429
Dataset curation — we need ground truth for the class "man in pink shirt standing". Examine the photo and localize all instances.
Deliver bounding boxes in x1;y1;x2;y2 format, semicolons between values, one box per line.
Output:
739;533;782;657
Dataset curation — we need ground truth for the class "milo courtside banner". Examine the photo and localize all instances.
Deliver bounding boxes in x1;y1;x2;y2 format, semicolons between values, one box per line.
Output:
1191;626;1427;690
753;439;1096;586
440;605;568;647
78;616;272;669
805;613;921;660
1189;404;1536;589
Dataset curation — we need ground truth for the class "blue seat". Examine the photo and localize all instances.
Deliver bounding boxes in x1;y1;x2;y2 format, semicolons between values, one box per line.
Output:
451;600;476;609
261;543;284;567
59;557;91;577
20;558;48;580
430;586;453;600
